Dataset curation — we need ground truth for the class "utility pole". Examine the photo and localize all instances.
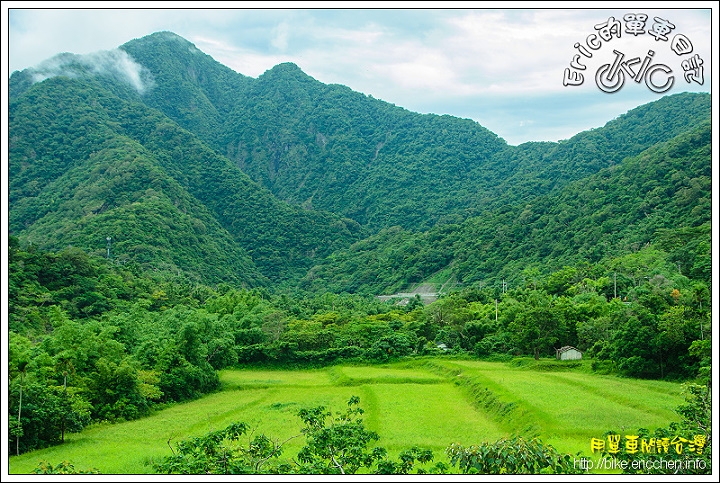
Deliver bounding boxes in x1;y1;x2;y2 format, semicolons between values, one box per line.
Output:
106;236;112;259
614;272;617;299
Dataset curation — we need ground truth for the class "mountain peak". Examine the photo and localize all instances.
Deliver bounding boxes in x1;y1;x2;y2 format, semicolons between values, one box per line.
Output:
151;31;187;40
121;31;200;54
128;30;192;45
273;62;303;71
260;62;313;81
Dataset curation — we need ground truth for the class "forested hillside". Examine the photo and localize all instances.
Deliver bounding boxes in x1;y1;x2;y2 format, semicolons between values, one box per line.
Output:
9;75;360;283
123;33;711;232
14;32;708;234
118;33;507;230
300;120;711;294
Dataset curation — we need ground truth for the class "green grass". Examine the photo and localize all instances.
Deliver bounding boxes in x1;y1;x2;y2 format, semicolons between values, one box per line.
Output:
8;358;686;474
430;359;683;454
363;383;506;452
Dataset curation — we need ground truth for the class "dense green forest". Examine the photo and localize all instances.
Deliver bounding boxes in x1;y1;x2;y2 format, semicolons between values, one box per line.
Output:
301;119;712;294
7;31;712;462
9;76;360;283
119;33;711;232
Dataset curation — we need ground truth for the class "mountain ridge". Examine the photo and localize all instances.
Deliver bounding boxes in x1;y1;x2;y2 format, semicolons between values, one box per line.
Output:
8;31;711;292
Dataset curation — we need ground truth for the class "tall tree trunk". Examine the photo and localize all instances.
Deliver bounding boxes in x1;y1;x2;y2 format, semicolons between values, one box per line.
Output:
16;374;23;457
61;372;68;443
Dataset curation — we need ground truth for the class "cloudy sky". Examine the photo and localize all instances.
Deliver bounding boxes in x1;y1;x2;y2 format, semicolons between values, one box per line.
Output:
3;3;716;145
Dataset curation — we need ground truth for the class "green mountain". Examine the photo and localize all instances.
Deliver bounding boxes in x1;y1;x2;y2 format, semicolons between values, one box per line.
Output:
300;119;712;294
119;31;252;141
9;76;358;284
471;92;711;210
119;33;507;230
8;31;711;292
117;33;710;232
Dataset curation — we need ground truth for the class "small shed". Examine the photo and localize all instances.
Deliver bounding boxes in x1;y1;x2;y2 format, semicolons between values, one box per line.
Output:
556;346;582;361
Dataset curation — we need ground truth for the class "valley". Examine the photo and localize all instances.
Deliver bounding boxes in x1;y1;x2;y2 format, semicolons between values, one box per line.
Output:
6;30;712;475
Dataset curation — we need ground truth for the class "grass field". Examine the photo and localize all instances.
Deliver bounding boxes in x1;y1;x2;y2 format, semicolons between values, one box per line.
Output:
8;357;685;474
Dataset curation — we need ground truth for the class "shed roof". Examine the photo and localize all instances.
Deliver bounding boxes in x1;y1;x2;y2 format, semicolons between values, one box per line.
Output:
557;345;581;353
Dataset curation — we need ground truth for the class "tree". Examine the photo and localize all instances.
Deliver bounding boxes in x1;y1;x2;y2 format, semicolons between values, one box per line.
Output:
13;361;28;456
261;311;287;342
507;290;558;360
296;395;385;474
154;422;295;474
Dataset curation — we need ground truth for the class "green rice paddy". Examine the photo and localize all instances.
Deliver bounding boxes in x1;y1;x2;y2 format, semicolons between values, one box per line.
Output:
8;357;685;474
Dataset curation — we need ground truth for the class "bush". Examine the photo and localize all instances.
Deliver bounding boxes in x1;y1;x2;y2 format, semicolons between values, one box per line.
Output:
446;437;583;474
33;461;100;474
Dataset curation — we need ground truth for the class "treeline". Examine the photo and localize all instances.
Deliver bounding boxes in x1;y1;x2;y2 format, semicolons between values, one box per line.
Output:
8;229;710;454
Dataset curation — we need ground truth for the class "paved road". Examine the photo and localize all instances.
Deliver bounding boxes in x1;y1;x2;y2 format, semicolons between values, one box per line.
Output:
377;283;439;304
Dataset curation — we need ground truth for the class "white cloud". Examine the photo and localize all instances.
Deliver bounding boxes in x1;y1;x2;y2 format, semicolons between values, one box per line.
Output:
22;48;154;94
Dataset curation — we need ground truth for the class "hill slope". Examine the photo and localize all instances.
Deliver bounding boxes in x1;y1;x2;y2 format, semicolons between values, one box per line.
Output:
301;119;712;294
102;33;712;231
9;76;359;283
121;33;711;229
